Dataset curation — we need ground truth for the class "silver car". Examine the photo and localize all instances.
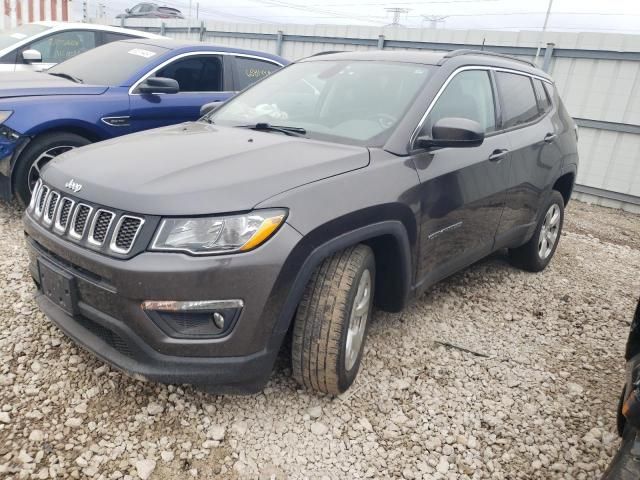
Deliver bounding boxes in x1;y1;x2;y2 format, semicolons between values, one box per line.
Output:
0;21;164;73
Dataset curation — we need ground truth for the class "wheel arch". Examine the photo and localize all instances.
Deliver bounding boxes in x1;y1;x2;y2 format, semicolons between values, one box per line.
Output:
553;168;576;206
270;218;414;336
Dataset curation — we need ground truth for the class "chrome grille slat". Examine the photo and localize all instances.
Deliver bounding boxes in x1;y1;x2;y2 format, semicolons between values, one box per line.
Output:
54;198;75;233
29;179;43;212
110;216;145;254
34;185;49;218
69;203;93;240
43;192;60;225
88;209;115;246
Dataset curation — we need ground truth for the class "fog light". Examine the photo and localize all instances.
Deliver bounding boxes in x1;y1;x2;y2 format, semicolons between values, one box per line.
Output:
212;312;225;329
141;299;243;339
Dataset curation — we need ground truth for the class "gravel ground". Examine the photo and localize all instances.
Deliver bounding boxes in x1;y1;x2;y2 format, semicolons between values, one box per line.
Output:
1;199;639;480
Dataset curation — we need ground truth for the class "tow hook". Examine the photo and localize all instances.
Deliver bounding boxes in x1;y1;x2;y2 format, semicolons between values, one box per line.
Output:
622;380;640;458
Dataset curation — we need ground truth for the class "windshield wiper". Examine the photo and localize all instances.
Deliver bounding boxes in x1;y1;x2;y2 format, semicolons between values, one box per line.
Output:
48;72;83;84
235;123;306;137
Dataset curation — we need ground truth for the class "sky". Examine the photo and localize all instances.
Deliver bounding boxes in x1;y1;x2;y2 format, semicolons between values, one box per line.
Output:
73;0;640;34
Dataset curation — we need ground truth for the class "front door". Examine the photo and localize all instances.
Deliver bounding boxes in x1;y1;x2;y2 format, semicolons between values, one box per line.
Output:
129;54;233;132
412;68;511;289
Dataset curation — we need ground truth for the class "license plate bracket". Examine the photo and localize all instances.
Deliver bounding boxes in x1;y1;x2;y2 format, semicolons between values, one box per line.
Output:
38;259;78;316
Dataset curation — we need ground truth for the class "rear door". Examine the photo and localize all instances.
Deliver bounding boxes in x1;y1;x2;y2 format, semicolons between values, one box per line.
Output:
231;55;282;91
413;68;511;287
128;53;234;132
493;71;562;244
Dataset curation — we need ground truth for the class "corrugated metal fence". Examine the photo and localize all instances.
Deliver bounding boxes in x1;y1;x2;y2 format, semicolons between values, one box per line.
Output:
1;0;70;28
114;19;640;212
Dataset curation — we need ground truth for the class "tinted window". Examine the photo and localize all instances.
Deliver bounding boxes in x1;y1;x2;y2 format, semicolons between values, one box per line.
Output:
103;32;137;44
496;72;539;129
533;79;551;113
234;57;280;90
426;70;496;134
0;23;50;50
48;41;169;85
156;56;223;92
28;30;97;64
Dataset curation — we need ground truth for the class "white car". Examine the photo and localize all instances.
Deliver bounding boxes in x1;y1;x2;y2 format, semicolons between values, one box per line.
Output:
0;22;165;72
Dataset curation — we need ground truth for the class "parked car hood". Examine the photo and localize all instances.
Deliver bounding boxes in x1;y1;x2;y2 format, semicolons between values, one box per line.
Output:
0;72;107;98
42;122;370;215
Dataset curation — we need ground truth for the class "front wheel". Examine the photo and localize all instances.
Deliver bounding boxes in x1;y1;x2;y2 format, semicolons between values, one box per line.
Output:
292;244;375;395
13;132;91;206
509;190;565;272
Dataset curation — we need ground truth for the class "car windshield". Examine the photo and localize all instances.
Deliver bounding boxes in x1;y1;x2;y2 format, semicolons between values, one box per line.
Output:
47;41;169;86
0;24;50;50
210;60;434;146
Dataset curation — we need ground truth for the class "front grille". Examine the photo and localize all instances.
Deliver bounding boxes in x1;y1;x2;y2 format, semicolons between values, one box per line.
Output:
70;204;92;239
111;216;144;254
55;198;74;232
89;210;115;246
75;315;134;358
31;183;148;257
44;192;60;225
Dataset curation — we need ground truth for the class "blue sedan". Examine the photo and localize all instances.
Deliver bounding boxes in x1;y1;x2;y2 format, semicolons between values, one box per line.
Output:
0;38;288;204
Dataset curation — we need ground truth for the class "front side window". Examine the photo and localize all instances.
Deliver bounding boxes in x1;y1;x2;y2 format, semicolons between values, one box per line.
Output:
155;56;223;92
28;30;97;64
211;60;434;146
496;72;540;129
234;57;280;90
425;69;496;135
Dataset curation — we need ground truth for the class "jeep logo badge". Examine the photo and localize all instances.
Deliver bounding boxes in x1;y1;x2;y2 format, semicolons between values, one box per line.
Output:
65;179;82;193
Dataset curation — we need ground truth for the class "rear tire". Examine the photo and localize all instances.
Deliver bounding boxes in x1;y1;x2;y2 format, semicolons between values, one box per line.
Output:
292;244;375;395
13;132;91;206
509;190;565;272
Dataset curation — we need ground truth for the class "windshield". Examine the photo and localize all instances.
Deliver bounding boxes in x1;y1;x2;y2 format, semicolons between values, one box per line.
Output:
47;41;169;86
0;24;50;50
211;60;434;146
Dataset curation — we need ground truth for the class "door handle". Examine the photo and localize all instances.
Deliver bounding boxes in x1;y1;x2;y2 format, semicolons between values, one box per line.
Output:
488;149;509;162
544;133;557;143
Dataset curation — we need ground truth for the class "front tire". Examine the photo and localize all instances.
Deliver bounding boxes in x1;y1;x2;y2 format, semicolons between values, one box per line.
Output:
509;190;565;272
292;245;375;395
13;132;91;206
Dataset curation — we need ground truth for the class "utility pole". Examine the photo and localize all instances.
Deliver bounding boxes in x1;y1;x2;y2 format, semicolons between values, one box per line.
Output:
422;15;448;29
82;0;88;22
188;0;193;35
385;7;409;27
535;0;554;63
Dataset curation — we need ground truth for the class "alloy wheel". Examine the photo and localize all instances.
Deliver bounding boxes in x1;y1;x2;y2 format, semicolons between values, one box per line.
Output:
345;268;372;371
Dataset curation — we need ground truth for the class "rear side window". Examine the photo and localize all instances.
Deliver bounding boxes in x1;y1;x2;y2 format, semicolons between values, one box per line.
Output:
156;55;223;92
102;32;137;44
496;72;539;129
426;69;497;134
234;57;280;90
533;79;552;114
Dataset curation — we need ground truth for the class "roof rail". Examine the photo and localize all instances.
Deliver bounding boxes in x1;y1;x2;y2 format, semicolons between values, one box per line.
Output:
440;49;537;68
308;50;345;57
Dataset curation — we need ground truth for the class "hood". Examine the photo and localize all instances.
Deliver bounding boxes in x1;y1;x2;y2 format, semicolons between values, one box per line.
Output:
42;122;370;215
0;72;107;98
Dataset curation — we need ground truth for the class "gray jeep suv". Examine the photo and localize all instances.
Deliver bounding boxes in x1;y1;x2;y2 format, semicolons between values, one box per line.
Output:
23;50;579;394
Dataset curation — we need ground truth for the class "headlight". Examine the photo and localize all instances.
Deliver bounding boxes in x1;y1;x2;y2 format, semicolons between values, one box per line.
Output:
0;111;13;124
150;209;287;255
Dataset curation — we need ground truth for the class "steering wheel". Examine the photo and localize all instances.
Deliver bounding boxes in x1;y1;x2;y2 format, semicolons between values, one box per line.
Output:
373;113;398;130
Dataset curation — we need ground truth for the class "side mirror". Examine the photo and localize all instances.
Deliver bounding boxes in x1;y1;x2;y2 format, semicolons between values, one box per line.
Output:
22;49;42;64
125;8;131;13
200;101;223;117
138;77;179;94
416;117;485;149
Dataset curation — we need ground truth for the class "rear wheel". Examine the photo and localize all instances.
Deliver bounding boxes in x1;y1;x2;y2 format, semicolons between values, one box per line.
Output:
509;190;565;272
292;244;375;395
13;132;91;206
